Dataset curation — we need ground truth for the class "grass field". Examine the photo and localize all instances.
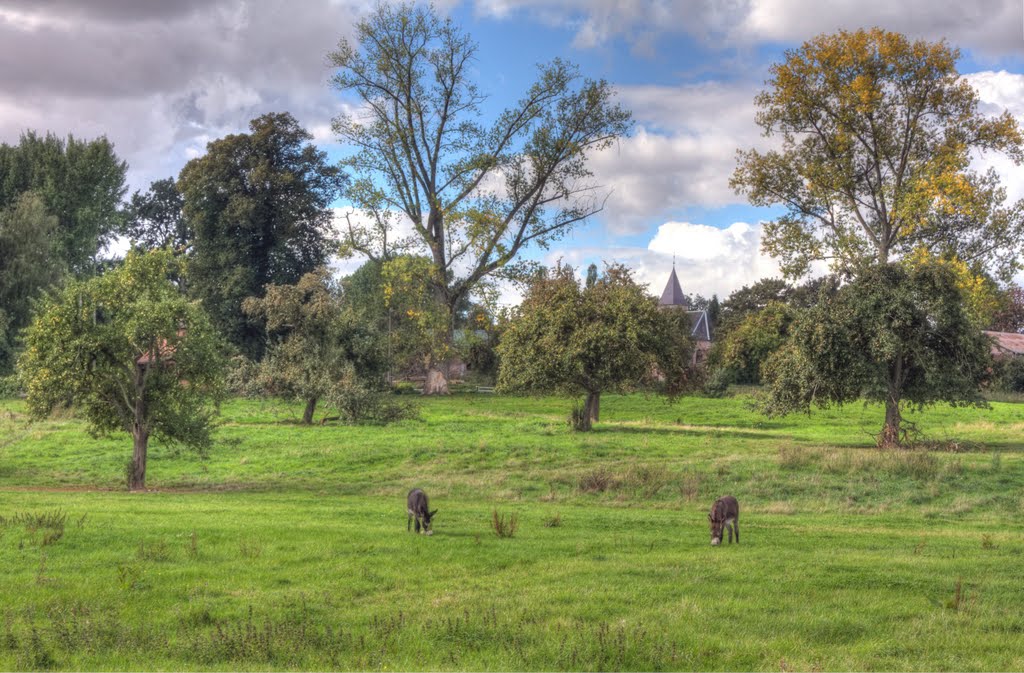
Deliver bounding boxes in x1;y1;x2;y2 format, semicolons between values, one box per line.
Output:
1;392;1024;670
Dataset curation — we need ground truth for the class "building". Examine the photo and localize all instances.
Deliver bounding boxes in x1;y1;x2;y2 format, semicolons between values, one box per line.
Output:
658;266;713;366
983;330;1024;359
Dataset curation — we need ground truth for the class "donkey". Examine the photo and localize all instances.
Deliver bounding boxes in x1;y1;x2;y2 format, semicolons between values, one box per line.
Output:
407;488;438;535
709;495;739;546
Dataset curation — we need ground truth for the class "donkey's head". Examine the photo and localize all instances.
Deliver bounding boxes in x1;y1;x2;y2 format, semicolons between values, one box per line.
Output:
708;513;724;546
421;509;438;535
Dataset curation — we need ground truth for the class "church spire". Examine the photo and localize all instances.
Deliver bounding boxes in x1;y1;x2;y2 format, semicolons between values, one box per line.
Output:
658;266;687;308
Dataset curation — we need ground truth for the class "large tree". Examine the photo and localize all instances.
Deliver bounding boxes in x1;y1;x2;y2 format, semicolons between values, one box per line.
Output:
178;112;346;359
18;250;226;490
731;28;1024;445
731;28;1024;280
497;264;693;431
761;261;991;446
328;2;632;392
0;131;127;274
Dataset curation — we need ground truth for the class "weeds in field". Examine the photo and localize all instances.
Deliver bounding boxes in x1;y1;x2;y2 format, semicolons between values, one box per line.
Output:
981;534;996;550
188;530;199;559
137;539;172;562
238;538;263;559
578;468;617;493
678;472;702;502
491;509;519;538
543;513;562;528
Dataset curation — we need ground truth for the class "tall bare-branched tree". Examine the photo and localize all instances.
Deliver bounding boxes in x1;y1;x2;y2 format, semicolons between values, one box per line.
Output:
328;2;632;392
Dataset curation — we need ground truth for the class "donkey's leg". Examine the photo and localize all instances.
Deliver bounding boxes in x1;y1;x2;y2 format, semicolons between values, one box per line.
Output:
414;516;421;533
727;520;734;543
735;519;740;544
408;513;412;532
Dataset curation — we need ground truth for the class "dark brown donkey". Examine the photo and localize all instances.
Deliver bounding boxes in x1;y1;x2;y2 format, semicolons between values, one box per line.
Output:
708;496;739;546
407;488;438;536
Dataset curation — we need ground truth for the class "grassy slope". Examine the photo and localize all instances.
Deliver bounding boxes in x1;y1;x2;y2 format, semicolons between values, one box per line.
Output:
1;393;1023;670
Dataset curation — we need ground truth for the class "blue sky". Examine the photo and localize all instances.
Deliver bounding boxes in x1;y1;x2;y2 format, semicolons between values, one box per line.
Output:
2;0;1023;301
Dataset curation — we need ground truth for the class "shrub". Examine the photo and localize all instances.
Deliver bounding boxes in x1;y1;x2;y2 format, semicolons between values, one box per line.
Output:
491;509;519;538
328;381;418;425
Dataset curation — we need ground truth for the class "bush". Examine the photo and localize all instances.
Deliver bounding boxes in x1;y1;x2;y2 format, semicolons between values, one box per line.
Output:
0;374;22;398
224;356;259;396
991;356;1024;393
702;367;733;398
329;381;418;424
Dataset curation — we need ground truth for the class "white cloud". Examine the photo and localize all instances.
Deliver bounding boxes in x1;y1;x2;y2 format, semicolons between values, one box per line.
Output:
588;81;765;233
544;220;785;300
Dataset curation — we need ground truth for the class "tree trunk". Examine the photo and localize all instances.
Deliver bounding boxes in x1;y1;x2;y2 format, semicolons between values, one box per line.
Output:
302;397;317;425
129;429;148;490
570;401;592;432
585;391;601;423
879;395;902;448
423;368;450;395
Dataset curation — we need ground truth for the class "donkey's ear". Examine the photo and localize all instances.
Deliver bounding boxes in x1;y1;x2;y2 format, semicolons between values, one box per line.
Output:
429;509;438;517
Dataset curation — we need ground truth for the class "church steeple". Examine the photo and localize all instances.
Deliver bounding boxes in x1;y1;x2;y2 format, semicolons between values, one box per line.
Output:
659;265;687;308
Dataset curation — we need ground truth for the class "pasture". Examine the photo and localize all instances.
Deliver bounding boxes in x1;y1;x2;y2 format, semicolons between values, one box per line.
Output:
1;393;1023;670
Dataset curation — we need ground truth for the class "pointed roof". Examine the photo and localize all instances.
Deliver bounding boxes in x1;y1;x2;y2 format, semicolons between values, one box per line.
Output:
659;267;687;307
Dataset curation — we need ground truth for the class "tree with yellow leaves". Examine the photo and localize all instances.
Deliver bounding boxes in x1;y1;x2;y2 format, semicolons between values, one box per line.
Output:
732;28;1024;279
733;29;1023;446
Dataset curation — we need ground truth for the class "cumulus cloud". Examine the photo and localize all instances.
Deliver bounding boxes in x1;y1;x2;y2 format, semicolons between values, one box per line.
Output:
0;0;361;191
471;0;1024;56
546;220;784;300
587;81;764;233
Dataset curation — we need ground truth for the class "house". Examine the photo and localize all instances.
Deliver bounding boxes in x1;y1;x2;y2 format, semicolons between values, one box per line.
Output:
658;266;713;366
983;330;1024;359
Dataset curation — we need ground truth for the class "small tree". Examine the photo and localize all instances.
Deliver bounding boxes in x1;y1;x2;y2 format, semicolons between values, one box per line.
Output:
497;264;693;431
19;250;226;489
242;268;386;424
760;260;991;447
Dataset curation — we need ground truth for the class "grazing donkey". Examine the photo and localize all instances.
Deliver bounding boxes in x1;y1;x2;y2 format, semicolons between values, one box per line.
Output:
407;488;438;536
709;496;739;546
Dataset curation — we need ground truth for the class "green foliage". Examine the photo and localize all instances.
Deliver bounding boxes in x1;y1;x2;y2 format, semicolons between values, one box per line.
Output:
714;301;795;385
990;356;1024;393
179;112;346;359
327;380;418;425
760;261;991;445
121;178;188;253
732;28;1024;280
0;131;127;274
988;284;1024;332
242;268;387;423
0;192;66;372
329;3;631;368
497;264;694;428
17;249;226;487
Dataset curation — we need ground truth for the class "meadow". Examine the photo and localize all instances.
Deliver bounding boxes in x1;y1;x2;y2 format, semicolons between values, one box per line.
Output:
1;392;1023;671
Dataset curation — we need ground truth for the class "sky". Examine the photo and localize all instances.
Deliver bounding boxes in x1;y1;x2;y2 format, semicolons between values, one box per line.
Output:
2;0;1024;304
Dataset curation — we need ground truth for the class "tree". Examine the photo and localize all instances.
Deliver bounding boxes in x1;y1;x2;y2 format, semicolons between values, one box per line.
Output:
760;261;990;447
0;192;65;372
242;268;386;424
329;2;632;392
714;301;795;385
18;250;226;489
988;285;1024;333
178;112;346;359
122;178;188;253
497;264;693;431
731;28;1024;280
0;131;127;274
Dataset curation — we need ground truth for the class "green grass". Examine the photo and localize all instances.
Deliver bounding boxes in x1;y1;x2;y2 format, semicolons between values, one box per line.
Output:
1;393;1024;670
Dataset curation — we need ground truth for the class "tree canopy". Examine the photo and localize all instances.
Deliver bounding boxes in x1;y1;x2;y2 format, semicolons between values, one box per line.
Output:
731;28;1024;281
328;2;631;387
242;268;386;424
18;249;226;489
178;112;346;359
0;192;65;372
760;260;991;446
122;177;188;253
0;131;127;274
497;264;693;430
